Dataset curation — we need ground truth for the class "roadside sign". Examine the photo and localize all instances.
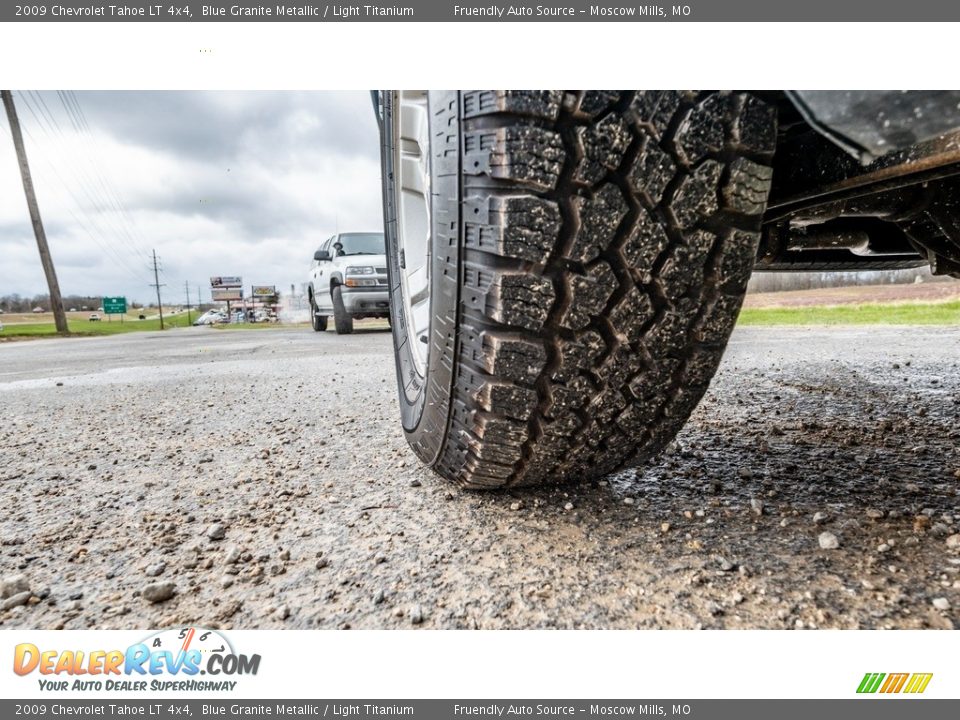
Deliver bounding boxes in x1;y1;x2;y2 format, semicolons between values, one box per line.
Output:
210;276;242;288
212;288;243;301
102;297;127;314
251;285;277;297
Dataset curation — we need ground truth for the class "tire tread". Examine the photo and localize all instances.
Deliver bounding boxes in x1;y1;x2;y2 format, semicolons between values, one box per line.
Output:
432;91;776;487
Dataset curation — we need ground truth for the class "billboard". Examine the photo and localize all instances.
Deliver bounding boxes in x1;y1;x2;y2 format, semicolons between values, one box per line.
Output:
251;285;277;298
211;288;243;302
210;276;243;288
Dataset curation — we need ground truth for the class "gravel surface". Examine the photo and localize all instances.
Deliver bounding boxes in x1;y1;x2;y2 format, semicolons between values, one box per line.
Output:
1;324;959;629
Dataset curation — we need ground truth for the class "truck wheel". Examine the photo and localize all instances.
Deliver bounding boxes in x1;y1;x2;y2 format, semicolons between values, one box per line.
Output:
310;296;328;332
332;285;353;335
380;91;776;488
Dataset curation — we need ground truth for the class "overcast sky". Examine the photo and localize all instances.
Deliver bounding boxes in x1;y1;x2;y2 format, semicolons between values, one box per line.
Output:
0;91;383;303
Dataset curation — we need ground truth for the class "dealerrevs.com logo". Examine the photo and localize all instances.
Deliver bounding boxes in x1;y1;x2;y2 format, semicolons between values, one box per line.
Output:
857;673;933;694
13;627;260;692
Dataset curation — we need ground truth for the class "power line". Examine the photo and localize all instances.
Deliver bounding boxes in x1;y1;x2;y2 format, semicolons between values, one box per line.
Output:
9;102;151;289
43;90;153;263
15;92;146;268
10;90;154;288
18;128;150;286
16;90;153;278
59;91;154;262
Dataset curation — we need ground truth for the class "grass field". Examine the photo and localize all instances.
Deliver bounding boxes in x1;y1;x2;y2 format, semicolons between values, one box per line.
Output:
738;300;960;326
0;312;194;338
4;300;958;338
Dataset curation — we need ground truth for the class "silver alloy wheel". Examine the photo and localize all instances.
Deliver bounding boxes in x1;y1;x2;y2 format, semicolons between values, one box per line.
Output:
393;90;433;377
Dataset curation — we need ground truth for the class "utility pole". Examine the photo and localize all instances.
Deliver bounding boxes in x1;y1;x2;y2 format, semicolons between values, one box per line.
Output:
197;285;202;313
2;90;68;334
150;249;165;329
184;281;192;325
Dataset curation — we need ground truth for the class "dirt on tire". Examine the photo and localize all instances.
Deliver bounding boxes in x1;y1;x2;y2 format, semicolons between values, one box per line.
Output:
386;90;777;488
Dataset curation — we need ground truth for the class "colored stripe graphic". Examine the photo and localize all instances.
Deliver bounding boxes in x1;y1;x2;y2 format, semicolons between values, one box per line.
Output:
881;673;908;693
857;673;885;693
857;672;932;694
904;673;933;694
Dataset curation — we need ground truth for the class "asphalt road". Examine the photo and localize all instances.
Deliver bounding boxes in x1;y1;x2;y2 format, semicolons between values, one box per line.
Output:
1;324;959;629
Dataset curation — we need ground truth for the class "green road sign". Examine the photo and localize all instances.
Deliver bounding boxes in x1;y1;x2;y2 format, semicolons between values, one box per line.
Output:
102;297;127;314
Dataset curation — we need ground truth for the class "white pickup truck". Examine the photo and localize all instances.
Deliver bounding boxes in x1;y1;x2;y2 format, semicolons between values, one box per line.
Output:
307;232;390;334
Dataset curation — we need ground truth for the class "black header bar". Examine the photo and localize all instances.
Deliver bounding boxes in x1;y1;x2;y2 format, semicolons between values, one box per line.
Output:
3;1;960;22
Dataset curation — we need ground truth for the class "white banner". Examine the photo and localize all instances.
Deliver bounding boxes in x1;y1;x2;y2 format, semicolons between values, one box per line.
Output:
2;630;955;700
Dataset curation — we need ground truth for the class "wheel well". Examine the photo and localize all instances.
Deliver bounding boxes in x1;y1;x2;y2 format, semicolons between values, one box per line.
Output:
758;91;959;275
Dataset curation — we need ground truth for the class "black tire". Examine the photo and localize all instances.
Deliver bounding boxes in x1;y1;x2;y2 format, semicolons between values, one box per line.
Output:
310;295;328;332
332;285;353;335
381;91;776;488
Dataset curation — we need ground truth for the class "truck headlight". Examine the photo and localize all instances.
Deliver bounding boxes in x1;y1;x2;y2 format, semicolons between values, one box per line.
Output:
345;266;375;275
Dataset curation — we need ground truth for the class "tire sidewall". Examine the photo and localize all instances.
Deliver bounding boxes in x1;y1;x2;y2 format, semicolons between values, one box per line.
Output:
381;91;461;465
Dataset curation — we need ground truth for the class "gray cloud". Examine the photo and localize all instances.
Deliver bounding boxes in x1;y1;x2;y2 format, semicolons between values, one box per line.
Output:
79;92;379;168
0;90;383;303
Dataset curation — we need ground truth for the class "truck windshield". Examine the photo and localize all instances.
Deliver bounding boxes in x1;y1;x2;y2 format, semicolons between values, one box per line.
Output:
337;233;384;256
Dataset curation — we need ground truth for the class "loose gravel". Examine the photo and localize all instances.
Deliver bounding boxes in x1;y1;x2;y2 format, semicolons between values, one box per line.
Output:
0;324;958;629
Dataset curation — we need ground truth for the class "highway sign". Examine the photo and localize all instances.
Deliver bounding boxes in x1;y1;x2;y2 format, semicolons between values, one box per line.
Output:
102;297;127;314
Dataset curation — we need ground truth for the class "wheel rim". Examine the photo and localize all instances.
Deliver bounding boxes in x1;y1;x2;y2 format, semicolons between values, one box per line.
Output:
393;90;432;377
